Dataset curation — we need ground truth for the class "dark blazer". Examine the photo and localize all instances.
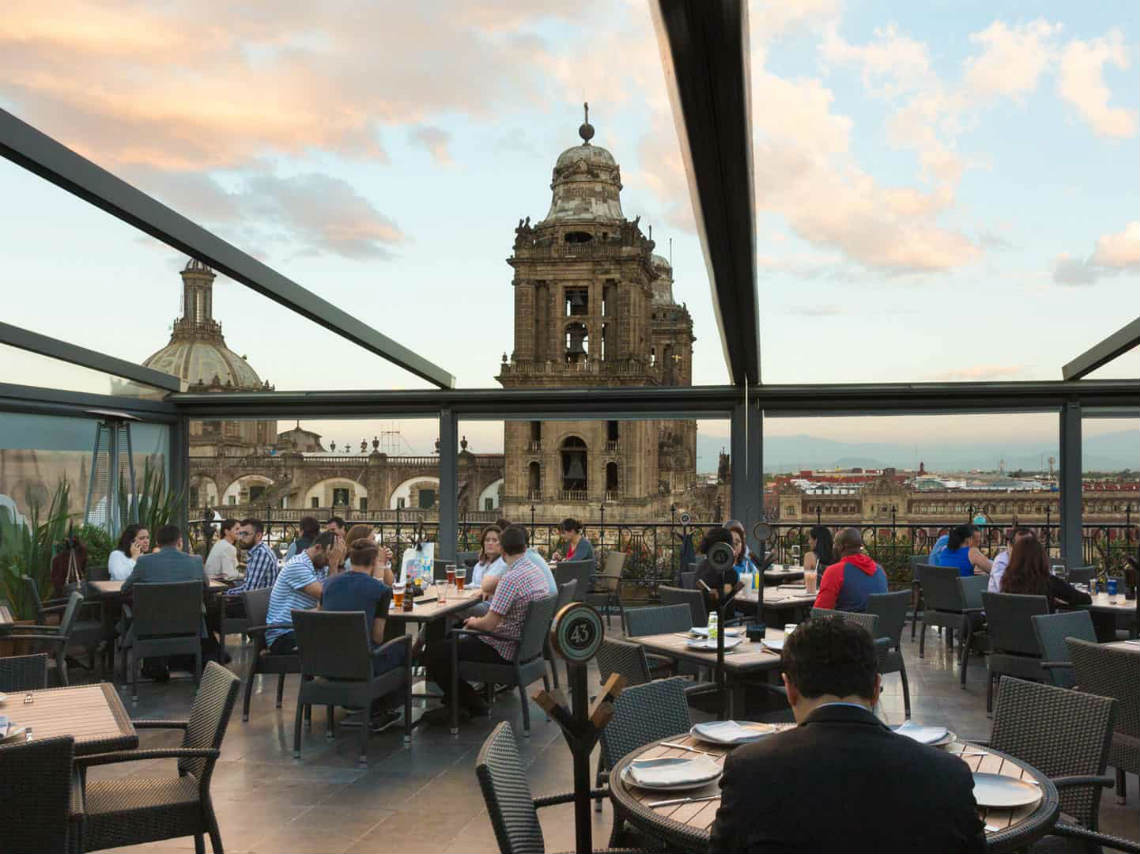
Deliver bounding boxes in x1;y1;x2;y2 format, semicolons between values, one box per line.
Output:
121;546;208;594
710;704;985;853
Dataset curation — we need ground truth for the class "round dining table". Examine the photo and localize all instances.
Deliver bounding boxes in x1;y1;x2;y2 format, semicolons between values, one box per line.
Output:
608;731;1059;853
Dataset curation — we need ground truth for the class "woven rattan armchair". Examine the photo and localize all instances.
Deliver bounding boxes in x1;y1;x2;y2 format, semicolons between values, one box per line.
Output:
659;585;706;629
0;735;77;853
291;609;412;766
981;592;1050;713
118;581;203;701
916;565;986;687
553;559;595;603
6;590;85;686
240;586;300;722
450;594;559;735
625;604;693;678
0;652;49;691
21;575;103;672
586;551;626;630
1030;611;1096;688
74;661;239;854
544;580;578;690
867;590;913;718
989;676;1123;853
476;721;644;854
1067;638;1140;807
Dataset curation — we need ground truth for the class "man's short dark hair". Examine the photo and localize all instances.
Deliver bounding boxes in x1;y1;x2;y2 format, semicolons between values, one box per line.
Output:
327;516;346;530
560;517;581;533
699;526;734;554
782;616;878;700
299;516;320;537
155;524;182;547
220;518;238;535
312;531;337;550
501;525;529;556
495;517;512;531
239;518;263;535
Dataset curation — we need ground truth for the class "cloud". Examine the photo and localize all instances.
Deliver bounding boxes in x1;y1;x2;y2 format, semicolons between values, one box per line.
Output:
964;20;1061;98
410;125;453;165
1053;222;1140;285
930;364;1026;381
1057;31;1138;138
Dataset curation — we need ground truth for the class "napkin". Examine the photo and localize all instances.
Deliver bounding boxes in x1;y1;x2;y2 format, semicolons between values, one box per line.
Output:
628;756;720;787
686;636;744;651
690;626;744;638
692;721;768;744
894;721;948;744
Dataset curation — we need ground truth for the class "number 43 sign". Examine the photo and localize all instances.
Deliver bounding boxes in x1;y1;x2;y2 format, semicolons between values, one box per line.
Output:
551;602;605;663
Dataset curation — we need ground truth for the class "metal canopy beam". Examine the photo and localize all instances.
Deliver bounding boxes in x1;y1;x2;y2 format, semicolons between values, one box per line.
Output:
0;108;455;390
1062;316;1140;380
653;0;759;386
0;382;179;421
0;320;183;393
166;379;1139;420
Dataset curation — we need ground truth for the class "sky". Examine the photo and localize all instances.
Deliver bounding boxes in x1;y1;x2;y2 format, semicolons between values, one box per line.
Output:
1;0;1137;456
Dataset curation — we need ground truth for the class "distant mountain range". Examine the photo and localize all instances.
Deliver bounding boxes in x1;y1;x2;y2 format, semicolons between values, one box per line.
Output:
696;429;1139;475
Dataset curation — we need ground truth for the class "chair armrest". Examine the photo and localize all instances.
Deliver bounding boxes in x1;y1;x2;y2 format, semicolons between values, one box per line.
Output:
1051;774;1115;790
533;789;609;809
41;598;70;610
1050;823;1140;854
6;624;62;633
133;719;189;730
244;623;296;636
1039;660;1074;672
6;633;65;645
450;627;516;643
75;747;220;768
374;634;411;657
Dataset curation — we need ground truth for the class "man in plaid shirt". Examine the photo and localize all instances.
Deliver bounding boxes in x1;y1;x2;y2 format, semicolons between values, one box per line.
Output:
424;525;549;720
226;518;280;607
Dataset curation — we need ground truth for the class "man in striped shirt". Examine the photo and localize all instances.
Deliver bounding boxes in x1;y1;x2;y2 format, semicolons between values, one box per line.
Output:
227;518;279;605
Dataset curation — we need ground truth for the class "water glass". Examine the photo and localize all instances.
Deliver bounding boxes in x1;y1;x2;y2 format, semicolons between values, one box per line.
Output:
436;578;448;603
783;623;797;637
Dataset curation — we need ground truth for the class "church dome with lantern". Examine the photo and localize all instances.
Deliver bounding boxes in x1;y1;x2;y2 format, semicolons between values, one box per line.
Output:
541;104;625;225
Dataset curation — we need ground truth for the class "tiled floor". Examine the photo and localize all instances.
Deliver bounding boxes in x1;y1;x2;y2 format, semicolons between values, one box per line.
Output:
69;620;1139;853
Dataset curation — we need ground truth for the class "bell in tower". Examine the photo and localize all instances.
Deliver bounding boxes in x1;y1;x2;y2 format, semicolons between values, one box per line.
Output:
565;322;588;364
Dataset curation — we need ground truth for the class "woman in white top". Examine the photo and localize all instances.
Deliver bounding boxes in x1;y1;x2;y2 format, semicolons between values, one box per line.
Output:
108;525;150;580
470;525;504;588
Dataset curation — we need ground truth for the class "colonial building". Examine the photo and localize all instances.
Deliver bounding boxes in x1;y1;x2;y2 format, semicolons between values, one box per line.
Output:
497;109;698;523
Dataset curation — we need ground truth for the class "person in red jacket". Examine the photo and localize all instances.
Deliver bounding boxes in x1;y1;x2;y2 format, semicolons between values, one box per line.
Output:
814;528;887;613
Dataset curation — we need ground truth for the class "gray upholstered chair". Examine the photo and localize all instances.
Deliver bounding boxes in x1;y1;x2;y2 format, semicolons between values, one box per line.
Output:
5;590;86;686
867;590;913;718
450;594;559;735
0;652;49;691
981;592;1050;713
543;579;577;689
585;550;626;629
291;609;412;765
0;735;76;853
75;661;239;854
916;565;986;687
553;559;595;602
989;676;1122;854
240;586;300;722
1031;610;1096;688
475;721;614;854
659;585;706;628
118;581;203;701
1067;638;1140;807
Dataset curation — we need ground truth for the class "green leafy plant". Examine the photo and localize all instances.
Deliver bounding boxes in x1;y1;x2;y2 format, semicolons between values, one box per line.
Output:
116;458;184;535
76;523;114;570
0;481;74;619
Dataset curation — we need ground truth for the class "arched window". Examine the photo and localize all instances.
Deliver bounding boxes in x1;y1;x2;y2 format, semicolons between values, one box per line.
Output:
527;461;542;499
561;436;587;493
605;461;619;496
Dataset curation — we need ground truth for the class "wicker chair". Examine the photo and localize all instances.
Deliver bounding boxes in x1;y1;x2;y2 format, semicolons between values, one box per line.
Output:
456;550;480;569
989;676;1119;853
475;721;632;854
679;570;696;590
291;609;412;765
659;585;706;629
553;559;595;603
118;581;203;702
980;592;1050;713
6;590;85;686
0;735;76;853
544;580;578;690
586;551;626;630
0;652;49;691
916;565;986;687
1065;566;1096;586
20;575;103;672
907;556;926;644
450;594;559;735
1031;610;1096;689
867;591;913;718
625;604;693;678
1067;638;1140;807
75;661;239;854
240;586;300;722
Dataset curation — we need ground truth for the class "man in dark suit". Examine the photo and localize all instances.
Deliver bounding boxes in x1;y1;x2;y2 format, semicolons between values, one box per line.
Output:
710;617;985;853
121;524;208;593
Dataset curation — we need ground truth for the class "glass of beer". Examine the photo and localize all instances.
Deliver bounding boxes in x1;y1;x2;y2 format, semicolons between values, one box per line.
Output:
803;568;817;595
455;566;466;592
446;563;457;586
393;582;405;609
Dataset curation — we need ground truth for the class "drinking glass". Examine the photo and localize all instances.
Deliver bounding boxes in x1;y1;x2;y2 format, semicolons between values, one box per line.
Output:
784;623;797;637
393;583;405;609
446;563;457;586
436;577;448;603
803;569;817;595
1107;578;1118;603
455;566;466;592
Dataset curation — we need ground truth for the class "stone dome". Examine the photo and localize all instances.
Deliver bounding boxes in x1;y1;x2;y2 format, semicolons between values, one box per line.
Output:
650;254;675;304
540;105;624;225
142;259;266;391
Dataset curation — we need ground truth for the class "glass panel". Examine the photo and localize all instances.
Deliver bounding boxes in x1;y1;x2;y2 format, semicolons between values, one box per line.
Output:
0;342;171;400
1081;415;1139;570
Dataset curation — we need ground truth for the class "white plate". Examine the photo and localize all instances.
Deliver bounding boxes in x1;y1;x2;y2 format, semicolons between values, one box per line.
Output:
685;636;744;651
688;626;744;638
623;756;722;791
972;773;1043;808
690;720;776;745
892;722;949;745
761;638;784;652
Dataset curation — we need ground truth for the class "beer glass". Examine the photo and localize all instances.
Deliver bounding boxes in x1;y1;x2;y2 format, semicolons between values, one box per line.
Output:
393;582;405;609
455;566;466;592
446;563;457;586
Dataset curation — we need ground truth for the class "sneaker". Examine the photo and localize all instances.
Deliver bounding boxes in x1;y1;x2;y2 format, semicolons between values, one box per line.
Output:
369;708;402;733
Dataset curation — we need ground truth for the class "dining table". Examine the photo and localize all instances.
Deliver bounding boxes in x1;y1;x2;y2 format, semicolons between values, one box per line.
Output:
762;566;805;585
1;682;137;756
609;730;1059;853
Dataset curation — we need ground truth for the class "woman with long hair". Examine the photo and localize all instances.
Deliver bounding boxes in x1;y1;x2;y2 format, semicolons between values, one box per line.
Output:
109;524;150;580
471;525;504;588
342;523;394;586
1000;536;1089;611
723;519;757;575
933;524;993;577
803;526;835;575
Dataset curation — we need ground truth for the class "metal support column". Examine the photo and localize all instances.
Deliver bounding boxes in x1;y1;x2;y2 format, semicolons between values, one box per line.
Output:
730;389;763;556
170;415;191;550
438;408;458;562
1059;402;1083;568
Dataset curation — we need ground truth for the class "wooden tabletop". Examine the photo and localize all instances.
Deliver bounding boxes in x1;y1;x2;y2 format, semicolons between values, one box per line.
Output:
89;578;228;597
738;585;817;610
626;630;786;675
385;586;482;623
1086;592;1138;614
609;731;1057;852
2;683;137;756
763;566;804;580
